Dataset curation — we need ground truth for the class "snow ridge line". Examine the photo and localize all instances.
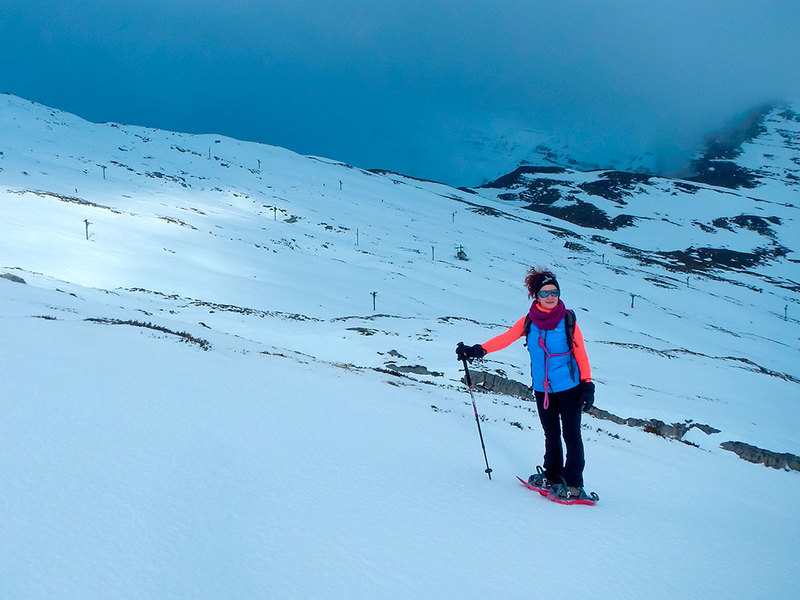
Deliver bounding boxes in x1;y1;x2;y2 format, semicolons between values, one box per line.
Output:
84;317;211;351
597;340;800;384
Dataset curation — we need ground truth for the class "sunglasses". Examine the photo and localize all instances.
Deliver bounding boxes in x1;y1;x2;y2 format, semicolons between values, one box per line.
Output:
537;289;560;298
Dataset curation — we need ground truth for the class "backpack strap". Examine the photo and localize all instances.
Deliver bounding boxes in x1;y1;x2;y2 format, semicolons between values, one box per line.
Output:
564;309;576;350
522;315;532;346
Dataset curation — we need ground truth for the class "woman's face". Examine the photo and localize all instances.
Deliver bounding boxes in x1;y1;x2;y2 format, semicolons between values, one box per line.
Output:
537;284;560;310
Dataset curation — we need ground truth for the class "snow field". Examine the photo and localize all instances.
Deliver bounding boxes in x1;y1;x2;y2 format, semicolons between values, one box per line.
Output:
1;279;797;599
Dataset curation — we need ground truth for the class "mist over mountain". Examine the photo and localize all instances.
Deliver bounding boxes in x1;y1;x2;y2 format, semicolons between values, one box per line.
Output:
2;0;799;186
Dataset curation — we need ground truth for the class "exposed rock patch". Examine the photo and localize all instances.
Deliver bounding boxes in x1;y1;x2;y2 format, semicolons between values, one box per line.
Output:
461;369;799;471
589;407;720;441
1;272;27;284
463;370;533;400
384;363;443;377
720;441;800;472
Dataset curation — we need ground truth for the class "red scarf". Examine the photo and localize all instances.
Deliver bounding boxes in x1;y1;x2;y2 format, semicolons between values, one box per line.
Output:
527;299;566;331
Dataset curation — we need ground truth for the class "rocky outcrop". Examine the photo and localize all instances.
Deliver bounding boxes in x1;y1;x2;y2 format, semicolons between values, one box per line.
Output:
465;370;533;400
589;408;720;440
384;363;443;377
720;441;800;472
1;272;26;284
463;370;800;472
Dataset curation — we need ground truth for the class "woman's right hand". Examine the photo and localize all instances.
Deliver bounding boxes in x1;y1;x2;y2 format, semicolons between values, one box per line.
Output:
456;342;487;361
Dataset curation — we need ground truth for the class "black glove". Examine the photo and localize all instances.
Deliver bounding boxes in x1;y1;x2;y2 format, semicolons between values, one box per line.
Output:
456;342;487;362
579;381;595;412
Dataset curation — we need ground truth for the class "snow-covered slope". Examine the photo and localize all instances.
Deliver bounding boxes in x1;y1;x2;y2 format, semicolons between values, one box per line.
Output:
1;94;798;599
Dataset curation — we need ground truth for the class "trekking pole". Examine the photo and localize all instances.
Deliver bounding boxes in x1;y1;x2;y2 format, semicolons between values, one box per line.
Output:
460;356;493;480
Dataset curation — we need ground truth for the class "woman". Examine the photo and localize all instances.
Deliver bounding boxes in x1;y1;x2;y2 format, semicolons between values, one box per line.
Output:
456;268;596;501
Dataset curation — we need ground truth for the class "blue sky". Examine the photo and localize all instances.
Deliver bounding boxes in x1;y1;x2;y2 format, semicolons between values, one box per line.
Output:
2;0;799;185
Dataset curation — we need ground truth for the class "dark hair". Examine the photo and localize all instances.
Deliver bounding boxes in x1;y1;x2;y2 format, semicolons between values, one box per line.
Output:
525;267;559;299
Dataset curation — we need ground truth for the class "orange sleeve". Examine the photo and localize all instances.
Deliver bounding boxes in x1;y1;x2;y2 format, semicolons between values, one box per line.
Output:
481;316;527;354
572;322;592;382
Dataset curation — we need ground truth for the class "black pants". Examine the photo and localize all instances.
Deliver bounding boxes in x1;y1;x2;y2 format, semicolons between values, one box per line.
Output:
535;385;585;488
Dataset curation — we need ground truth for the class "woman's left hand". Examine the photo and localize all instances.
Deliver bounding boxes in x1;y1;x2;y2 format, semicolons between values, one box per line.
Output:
580;381;595;412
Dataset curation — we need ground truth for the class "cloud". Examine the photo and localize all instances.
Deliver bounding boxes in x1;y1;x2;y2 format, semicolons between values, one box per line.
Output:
2;0;799;185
